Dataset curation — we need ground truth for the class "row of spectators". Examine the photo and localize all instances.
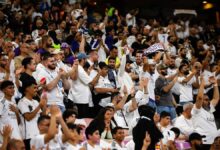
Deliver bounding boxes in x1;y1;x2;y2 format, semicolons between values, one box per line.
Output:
0;0;220;150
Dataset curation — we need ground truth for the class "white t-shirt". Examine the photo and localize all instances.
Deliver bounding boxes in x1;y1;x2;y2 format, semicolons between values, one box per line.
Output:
174;114;195;136
167;68;180;95
64;142;81;150
68;65;92;104
111;140;127;150
30;134;64;150
178;75;196;103
83;142;102;150
94;76;112;107
37;68;64;106
18;97;40;139
191;104;220;144
0;98;22;140
140;71;156;100
125;139;135;150
114;101;135;129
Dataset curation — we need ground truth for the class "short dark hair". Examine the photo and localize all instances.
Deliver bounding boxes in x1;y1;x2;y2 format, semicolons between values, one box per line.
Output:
21;80;37;95
85;121;99;139
37;115;50;124
63;109;78;122
112;126;123;135
138;105;155;120
160;111;171;119
108;56;115;62
0;80;14;90
99;62;108;69
110;46;117;51
22;57;33;69
41;52;53;61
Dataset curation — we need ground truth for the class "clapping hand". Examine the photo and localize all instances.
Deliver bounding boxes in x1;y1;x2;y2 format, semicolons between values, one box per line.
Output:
0;125;12;141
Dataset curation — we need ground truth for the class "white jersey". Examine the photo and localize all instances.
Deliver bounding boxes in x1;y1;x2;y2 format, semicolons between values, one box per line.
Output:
191;104;220;144
0;98;22;140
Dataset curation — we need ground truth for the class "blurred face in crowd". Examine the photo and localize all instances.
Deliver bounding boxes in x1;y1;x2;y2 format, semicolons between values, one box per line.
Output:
169;58;176;69
113;129;125;142
193;62;202;74
46;37;53;48
184;105;193;119
38;118;50;134
197;40;204;49
181;65;189;76
125;62;131;73
136;33;143;42
159;68;168;76
179;48;187;58
20;43;30;55
90;51;99;62
28;59;37;72
131;26;138;35
3;85;15;98
160;116;171;127
149;64;156;74
3;42;14;53
47;57;57;70
70;128;80;141
135;52;142;65
25;84;38;97
105;109;113;122
169;36;176;45
100;67;108;77
89;130;100;144
66;113;76;124
110;48;118;58
0;55;8;68
202;95;210;110
36;18;43;29
108;59;116;69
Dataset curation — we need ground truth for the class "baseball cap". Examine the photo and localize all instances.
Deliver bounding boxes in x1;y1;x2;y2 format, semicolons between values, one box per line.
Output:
61;42;70;49
189;132;206;142
157;64;168;70
77;52;89;60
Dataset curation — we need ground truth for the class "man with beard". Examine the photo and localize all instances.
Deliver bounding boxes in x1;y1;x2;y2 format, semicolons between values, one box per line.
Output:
37;35;53;55
131;33;144;55
177;64;199;105
189;132;205;150
108;57;118;89
140;59;157;109
191;76;220;150
165;35;177;56
155;64;178;120
175;47;188;68
37;53;70;112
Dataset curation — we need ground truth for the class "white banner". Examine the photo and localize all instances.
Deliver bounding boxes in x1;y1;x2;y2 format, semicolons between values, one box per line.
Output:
174;9;197;16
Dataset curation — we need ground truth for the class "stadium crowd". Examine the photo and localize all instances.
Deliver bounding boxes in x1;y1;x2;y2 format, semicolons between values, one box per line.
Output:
0;0;220;150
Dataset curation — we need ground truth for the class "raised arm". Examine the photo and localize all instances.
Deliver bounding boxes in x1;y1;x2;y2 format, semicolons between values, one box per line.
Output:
210;77;219;107
195;76;205;109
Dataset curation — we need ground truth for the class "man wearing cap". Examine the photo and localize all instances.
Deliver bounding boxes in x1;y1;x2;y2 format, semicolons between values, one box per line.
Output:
68;52;100;118
191;76;220;150
140;59;157;108
155;63;178;120
189;132;205;150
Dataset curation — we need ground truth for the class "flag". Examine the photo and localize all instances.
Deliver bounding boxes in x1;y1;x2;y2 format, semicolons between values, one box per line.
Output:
143;43;164;55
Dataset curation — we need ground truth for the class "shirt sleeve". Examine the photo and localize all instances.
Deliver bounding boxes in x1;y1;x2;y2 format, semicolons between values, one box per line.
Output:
191;105;201;116
18;101;31;115
0;100;4;116
78;66;92;85
30;134;45;150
